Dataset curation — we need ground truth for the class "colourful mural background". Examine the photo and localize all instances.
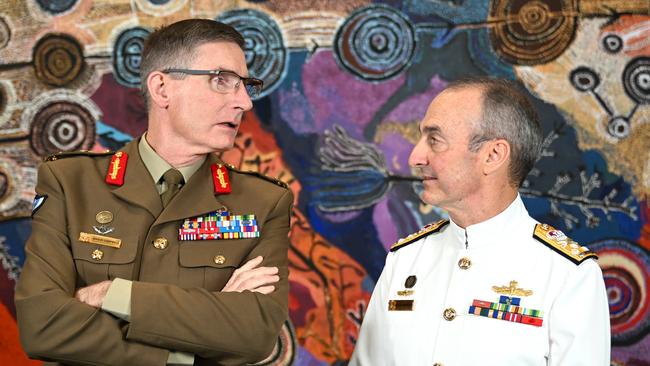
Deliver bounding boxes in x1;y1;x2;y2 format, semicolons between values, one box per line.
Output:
0;0;649;364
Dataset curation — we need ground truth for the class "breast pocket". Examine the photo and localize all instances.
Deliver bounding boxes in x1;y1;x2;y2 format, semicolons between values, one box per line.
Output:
71;234;139;286
179;239;255;291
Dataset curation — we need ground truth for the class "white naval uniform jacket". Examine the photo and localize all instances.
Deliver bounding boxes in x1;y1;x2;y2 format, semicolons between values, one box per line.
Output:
350;196;610;366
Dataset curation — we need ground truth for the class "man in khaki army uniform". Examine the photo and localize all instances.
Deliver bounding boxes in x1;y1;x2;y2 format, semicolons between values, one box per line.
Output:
16;19;292;365
351;79;610;365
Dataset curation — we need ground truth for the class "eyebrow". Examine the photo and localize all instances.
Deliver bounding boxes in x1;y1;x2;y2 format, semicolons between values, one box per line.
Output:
421;125;442;135
218;68;249;78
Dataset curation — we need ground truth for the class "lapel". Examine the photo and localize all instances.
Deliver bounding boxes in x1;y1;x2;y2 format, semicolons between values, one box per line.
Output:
154;153;230;226
110;139;163;218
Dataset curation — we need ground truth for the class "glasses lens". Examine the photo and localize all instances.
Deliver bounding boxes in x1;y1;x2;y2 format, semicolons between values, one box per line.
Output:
243;79;263;99
212;72;240;92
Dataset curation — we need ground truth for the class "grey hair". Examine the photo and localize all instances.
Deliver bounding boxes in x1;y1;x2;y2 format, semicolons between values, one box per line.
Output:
139;18;245;106
446;78;543;187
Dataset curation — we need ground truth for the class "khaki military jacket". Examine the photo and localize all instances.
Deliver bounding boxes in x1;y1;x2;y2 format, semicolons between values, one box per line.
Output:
15;139;293;366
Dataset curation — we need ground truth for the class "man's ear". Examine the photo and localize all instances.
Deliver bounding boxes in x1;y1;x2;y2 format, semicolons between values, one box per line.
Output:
482;138;510;176
147;71;170;108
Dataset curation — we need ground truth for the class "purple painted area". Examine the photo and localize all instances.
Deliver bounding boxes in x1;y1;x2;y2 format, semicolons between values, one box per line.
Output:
377;133;414;176
373;197;399;251
320;209;363;223
278;83;316;134
302;50;406;140
294;346;328;366
91;74;148;138
384;75;448;122
0;270;15;317
375;76;448;176
612;335;650;365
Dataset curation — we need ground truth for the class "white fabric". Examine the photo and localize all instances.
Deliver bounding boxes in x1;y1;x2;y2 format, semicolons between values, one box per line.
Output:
350;196;610;366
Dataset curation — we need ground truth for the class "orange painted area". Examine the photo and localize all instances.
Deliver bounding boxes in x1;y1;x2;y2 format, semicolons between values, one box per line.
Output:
221;110;371;363
0;303;41;365
601;15;650;57
289;210;370;363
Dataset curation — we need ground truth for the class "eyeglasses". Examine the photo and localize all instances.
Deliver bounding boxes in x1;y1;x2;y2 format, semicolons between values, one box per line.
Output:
161;68;264;99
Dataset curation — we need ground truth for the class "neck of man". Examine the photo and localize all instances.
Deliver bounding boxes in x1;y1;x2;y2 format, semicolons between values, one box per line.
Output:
445;184;519;229
145;122;207;168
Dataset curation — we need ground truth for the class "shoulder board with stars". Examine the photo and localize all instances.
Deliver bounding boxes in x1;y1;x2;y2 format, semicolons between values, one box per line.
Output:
532;223;597;265
390;219;450;252
225;163;289;189
44;150;114;162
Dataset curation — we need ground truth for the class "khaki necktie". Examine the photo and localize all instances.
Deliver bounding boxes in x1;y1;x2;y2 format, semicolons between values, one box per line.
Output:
161;169;184;207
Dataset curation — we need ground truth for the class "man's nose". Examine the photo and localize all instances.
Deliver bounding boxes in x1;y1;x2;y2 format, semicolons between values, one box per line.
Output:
408;140;428;168
234;83;253;111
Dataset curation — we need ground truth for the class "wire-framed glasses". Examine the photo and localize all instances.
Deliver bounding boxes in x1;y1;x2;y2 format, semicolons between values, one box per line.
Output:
162;68;264;99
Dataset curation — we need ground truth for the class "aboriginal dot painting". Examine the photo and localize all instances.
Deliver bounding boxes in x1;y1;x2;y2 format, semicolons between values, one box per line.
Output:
1;1;649;364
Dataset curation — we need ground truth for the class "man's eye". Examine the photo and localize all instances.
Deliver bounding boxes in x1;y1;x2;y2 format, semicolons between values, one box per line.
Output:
428;136;439;145
215;75;229;86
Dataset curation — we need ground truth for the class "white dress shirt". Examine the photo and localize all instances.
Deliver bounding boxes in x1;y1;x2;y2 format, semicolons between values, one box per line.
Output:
350;196;610;366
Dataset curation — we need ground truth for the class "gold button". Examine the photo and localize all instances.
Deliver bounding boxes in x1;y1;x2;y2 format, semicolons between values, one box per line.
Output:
153;237;168;250
214;255;226;264
91;249;104;261
458;257;472;270
443;308;456;321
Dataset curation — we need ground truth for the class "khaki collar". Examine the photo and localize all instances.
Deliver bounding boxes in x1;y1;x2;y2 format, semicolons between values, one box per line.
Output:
138;133;206;185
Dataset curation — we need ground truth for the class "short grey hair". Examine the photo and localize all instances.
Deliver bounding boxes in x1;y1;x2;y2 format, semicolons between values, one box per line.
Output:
139;18;245;106
447;78;543;187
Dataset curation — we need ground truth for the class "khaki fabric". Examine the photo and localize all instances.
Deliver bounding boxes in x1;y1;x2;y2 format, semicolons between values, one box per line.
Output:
15;138;292;366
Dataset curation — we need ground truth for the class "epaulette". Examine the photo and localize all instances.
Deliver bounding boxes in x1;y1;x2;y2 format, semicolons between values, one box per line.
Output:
390;219;449;252
44;150;113;162
532;223;597;265
225;163;289;189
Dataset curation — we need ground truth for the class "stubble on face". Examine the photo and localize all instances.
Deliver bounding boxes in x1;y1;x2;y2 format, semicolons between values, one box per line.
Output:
412;87;485;212
168;42;252;155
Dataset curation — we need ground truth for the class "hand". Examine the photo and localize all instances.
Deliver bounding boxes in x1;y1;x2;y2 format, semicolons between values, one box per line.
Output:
75;280;112;308
222;256;279;294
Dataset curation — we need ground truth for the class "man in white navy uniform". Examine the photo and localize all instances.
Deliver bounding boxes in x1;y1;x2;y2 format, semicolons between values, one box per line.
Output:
350;78;610;366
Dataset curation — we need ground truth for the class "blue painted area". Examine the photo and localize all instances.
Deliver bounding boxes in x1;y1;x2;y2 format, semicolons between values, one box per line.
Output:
36;0;77;14
399;0;489;24
96;120;133;150
0;217;32;268
524;149;641;244
306;205;386;281
467;28;515;78
306;169;389;212
112;27;150;88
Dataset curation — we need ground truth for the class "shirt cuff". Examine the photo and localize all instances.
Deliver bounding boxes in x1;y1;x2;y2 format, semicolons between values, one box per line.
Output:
101;278;132;321
167;351;194;365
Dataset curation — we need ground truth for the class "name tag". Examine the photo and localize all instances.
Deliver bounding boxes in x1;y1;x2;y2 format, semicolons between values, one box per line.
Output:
79;232;122;248
388;299;414;311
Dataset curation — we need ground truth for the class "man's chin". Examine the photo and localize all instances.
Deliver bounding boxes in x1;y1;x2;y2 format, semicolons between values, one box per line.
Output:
419;191;442;207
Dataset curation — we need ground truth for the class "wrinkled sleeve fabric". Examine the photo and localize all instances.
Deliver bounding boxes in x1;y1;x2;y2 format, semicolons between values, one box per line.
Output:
349;253;393;366
15;163;170;366
126;189;293;365
548;259;610;366
102;279;194;365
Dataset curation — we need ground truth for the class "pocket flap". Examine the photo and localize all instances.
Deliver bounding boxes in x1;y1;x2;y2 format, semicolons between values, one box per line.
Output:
179;240;252;268
72;233;138;264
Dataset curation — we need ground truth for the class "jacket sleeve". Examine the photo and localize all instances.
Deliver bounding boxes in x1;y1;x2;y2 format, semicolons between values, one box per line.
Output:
125;188;293;365
548;259;611;366
15;163;170;366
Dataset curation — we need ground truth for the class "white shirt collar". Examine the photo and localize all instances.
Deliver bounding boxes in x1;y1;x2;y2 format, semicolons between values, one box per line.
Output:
447;195;529;249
